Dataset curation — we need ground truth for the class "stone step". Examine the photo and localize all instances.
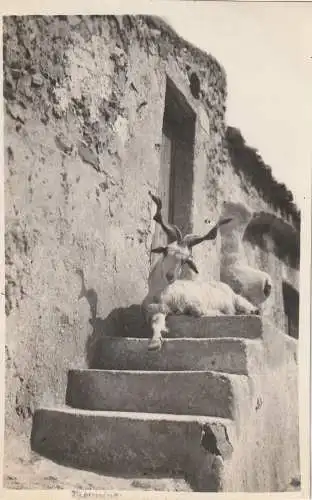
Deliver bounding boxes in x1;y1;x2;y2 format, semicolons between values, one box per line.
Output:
66;369;251;420
31;407;236;491
95;337;263;375
166;315;262;339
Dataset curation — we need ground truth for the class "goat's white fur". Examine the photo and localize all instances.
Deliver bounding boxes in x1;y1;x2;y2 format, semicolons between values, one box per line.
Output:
142;237;258;351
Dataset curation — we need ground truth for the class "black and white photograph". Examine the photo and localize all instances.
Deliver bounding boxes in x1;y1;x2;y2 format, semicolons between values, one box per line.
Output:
2;1;311;497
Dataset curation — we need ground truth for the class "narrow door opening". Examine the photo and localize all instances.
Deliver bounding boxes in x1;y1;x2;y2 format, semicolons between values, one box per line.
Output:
152;78;196;252
282;281;299;339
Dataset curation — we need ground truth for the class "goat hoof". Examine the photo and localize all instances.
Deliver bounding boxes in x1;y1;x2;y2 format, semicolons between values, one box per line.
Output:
148;338;162;351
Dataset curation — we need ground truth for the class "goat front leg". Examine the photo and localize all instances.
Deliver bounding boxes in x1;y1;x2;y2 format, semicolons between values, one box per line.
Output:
145;303;169;351
143;301;170;351
149;311;167;351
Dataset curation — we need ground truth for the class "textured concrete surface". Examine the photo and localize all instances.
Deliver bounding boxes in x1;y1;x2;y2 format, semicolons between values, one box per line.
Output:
6;427;299;492
222;321;300;492
166;314;263;339
30;317;299;492
4;434;192;491
96;336;264;374
66;369;251;420
31;407;235;492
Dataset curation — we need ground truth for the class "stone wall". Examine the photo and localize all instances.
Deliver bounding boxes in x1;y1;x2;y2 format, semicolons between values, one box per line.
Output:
4;15;299;441
4;14;228;439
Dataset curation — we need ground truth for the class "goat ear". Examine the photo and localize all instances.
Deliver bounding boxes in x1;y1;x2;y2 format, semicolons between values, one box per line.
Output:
186;259;199;274
151;246;167;254
205;217;233;241
205;225;218;241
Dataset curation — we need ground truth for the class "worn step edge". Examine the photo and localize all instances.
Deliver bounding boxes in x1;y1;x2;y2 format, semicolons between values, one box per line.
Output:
95;336;263;375
66;369;252;421
32;406;235;422
166;315;263;339
31;407;236;492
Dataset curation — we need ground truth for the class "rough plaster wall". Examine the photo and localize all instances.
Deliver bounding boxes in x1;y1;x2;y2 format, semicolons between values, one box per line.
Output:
4;15;228;438
203;158;299;330
4;15;163;438
177;58;299;320
4;14;298;445
223;325;299;492
243;239;299;329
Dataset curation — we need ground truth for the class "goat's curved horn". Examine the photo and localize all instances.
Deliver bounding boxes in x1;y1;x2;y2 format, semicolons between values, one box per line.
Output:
148;191;182;243
171;224;183;243
182;217;233;248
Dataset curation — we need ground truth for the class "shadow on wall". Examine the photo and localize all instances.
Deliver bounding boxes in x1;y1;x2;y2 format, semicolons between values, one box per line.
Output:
76;270;148;368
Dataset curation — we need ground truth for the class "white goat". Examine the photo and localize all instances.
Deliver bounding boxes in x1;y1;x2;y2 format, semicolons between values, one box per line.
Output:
219;202;272;307
142;193;259;351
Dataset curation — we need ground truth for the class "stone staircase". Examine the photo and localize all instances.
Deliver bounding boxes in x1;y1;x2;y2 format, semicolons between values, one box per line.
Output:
30;315;299;492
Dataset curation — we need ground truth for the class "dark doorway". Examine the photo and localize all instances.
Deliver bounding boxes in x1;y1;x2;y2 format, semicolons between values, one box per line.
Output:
282;281;299;339
152;78;196;250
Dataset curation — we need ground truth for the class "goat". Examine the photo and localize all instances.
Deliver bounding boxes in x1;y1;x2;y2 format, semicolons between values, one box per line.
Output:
142;193;259;351
218;202;273;307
